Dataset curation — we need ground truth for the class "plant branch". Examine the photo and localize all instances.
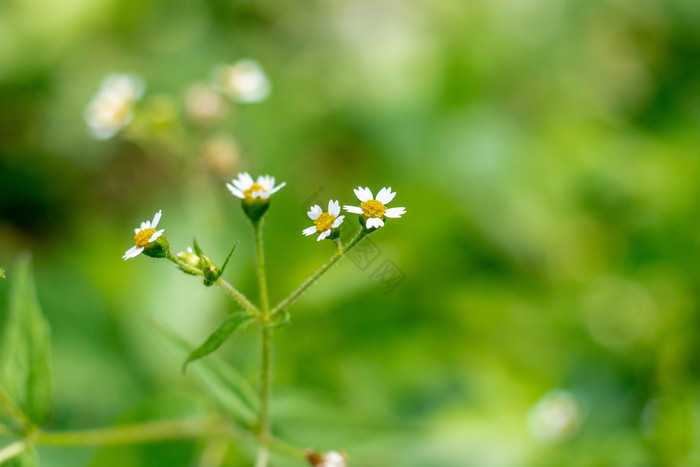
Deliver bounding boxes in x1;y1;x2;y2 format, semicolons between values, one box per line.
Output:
271;228;368;315
0;440;28;463
216;278;261;318
0;385;34;434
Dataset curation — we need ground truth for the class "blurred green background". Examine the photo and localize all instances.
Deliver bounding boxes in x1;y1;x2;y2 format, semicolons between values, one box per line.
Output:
2;0;700;465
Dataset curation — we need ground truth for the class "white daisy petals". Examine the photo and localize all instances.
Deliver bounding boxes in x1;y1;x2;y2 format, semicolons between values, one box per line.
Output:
124;210;165;261
384;207;406;218
227;172;285;200
85;74;145;140
343;205;363;214
375;187;396;204
366;217;384;229
304;200;344;242
353;187;373;202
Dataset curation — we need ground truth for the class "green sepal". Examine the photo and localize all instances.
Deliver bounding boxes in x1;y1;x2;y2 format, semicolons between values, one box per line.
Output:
242;198;269;222
143;235;169;258
182;312;253;373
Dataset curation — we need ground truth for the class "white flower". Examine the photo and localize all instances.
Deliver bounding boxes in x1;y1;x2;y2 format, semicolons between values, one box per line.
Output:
527;390;583;443
320;451;347;467
226;172;286;200
85;74;145;139
123;210;165;260
216;60;271;103
185;83;228;124
343;186;406;229
303;200;345;241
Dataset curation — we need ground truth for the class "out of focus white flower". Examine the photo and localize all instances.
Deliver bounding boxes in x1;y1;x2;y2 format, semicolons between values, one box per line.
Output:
216;60;270;103
85;74;145;139
185;83;228;124
306;450;347;467
202;135;240;175
528;390;582;443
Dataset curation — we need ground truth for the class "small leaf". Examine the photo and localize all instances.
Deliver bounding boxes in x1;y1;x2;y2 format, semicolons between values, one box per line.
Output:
0;255;52;425
219;241;239;275
270;310;291;329
192;238;203;256
183;312;252;372
153;322;259;428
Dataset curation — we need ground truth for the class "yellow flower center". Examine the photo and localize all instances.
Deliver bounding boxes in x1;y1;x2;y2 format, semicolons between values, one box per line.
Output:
360;199;386;219
134;228;156;248
243;182;265;199
314;212;335;232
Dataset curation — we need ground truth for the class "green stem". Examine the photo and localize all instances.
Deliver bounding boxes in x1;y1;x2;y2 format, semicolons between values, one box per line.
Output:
252;218;273;467
216;278;261;318
35;418;225;446
253;220;270;315
0;440;27;463
271;228;367;315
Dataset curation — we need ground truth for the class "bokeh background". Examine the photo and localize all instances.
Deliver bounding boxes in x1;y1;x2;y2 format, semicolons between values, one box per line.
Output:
2;0;700;465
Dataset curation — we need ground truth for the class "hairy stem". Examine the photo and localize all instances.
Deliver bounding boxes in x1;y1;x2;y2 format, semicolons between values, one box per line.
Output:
217;278;261;318
253;218;273;467
271;228;367;315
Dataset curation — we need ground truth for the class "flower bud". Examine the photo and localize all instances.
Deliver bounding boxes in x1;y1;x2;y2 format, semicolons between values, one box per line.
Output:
198;255;222;286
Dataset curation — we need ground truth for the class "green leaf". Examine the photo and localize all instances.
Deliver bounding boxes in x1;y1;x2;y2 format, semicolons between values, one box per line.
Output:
153;321;259;428
219;241;239;275
192;238;203;256
0;255;52;425
270;310;291;329
183;312;252;373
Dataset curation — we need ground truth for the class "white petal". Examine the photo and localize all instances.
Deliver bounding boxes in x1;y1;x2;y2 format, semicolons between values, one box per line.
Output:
332;215;344;228
307;205;322;220
354;187;373;202
122;246;144;260
134;228;140;234
302;226;317;236
384;207;406;218
257;175;275;191
253;189;269;199
140;221;149;230
187;247;193;253
344;205;363;214
268;182;286;195
151;210;162;228
366;217;384;229
148;229;164;242
375;187;396;204
226;183;245;198
233;172;253;190
328;199;340;216
317;230;331;241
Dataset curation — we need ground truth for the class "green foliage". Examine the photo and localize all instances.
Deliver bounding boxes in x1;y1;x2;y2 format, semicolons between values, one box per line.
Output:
0;255;52;426
154;323;259;429
182;312;253;373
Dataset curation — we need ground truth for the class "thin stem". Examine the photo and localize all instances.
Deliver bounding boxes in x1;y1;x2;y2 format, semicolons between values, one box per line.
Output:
271;228;367;315
0;385;34;434
35;418;229;446
253;220;270;315
252;218;273;467
216;278;261;318
0;440;27;463
256;325;272;467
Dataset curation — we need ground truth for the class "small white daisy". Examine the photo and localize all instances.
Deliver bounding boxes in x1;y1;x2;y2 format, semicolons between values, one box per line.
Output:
185;83;228;124
123;210;165;260
319;451;347;467
344;187;406;229
85;74;145;139
226;172;286;201
216;60;271;103
303;200;345;241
